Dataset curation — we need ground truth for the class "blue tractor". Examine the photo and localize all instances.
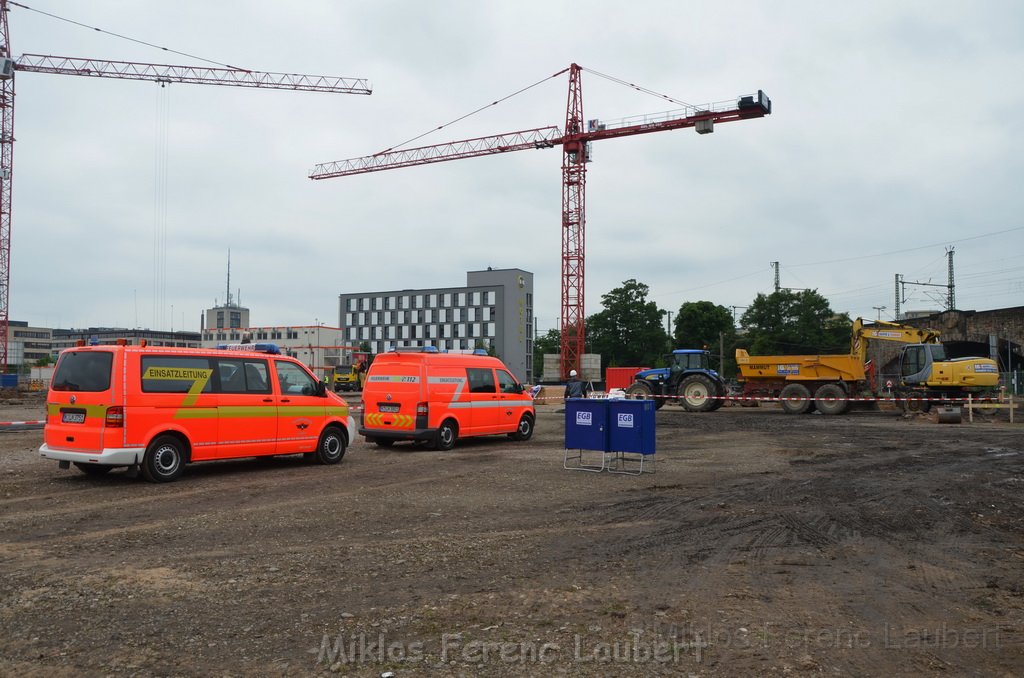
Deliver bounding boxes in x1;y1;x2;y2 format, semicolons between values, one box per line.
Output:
624;349;726;412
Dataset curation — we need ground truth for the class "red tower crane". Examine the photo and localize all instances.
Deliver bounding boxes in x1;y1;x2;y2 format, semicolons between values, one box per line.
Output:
0;0;371;371
310;63;771;379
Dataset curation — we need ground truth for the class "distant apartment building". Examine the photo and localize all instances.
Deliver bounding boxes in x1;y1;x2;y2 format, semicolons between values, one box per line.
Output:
338;268;534;382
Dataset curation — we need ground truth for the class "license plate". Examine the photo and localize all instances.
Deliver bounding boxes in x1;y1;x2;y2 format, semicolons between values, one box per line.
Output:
61;411;86;424
379;404;400;413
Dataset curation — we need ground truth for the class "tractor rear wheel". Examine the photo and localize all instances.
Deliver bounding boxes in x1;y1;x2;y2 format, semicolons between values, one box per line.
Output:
678;375;716;413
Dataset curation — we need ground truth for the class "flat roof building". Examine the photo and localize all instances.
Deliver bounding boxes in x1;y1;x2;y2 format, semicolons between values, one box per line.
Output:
338;268;534;382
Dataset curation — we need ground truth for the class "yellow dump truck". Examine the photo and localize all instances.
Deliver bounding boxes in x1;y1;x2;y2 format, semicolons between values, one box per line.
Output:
736;318;999;414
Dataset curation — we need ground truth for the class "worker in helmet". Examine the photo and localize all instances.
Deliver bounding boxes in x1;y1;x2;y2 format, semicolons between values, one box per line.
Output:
564;369;591;400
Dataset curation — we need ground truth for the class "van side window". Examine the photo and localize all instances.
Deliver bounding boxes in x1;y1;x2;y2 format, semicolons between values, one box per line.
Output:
467;367;496;394
218;359;271;393
53;351;113;392
275;361;318;396
141;356;214;393
496;369;519;394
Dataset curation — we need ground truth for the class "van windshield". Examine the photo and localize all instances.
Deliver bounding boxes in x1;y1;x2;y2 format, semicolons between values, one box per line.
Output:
52;351;113;392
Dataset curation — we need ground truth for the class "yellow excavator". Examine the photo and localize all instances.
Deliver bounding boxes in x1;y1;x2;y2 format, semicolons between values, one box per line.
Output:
735;318;999;414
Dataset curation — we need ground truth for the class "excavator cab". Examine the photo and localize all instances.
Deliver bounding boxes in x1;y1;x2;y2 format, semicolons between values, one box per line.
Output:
899;344;947;385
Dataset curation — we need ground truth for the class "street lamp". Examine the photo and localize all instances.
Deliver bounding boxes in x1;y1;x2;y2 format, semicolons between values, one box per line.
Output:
872;305;886;320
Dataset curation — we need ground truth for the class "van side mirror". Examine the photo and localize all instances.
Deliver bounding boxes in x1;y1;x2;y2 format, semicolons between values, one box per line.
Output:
315;380;327;397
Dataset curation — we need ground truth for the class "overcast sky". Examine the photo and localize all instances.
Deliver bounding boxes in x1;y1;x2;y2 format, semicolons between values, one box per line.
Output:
8;1;1024;335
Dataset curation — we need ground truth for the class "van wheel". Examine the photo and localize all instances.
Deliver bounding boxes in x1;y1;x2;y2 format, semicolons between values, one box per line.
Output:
74;462;113;476
141;435;186;483
435;420;458;451
315;427;347;465
509;414;534;441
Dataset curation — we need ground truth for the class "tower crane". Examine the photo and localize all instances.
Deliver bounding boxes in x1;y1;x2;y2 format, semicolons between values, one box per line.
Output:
310;63;770;379
0;0;371;370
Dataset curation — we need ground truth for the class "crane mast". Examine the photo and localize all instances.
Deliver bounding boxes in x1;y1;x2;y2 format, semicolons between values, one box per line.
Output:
0;0;371;371
311;63;771;379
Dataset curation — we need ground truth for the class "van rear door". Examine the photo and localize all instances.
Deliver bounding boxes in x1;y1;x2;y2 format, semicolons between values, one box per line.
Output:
363;357;423;435
45;348;117;453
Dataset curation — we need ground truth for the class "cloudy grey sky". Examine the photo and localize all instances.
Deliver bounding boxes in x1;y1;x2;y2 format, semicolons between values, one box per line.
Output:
8;1;1024;335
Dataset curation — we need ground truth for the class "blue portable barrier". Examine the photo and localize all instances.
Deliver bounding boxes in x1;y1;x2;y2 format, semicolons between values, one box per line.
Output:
564;398;609;471
607;399;656;474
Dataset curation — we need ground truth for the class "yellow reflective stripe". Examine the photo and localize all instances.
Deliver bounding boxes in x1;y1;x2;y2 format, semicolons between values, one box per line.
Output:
364;412;414;429
172;407;219;420
47;403;110;418
141;367;213;407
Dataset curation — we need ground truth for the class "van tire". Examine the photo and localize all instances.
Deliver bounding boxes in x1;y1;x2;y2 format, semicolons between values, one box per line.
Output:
141;435;186;483
509;414;534;441
435;420;458;451
74;462;113;476
315;426;347;465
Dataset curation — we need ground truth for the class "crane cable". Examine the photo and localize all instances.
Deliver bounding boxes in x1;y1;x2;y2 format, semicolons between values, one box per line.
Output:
8;1;248;70
374;69;568;155
581;66;696;109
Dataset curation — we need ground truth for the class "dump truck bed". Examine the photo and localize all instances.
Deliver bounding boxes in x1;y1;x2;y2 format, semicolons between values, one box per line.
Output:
735;349;866;383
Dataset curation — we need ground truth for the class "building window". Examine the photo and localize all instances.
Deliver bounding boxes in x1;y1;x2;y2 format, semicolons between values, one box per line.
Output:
384;311;392;324
401;295;410;309
428;325;438;339
374;297;383;310
471;291;481;306
442;293;451;306
472;323;481;337
428;294;437;307
415;326;424;339
423;309;433;323
415;294;423;308
486;322;495;337
453;308;461;322
486;290;496;305
401;326;410;339
457;292;466;306
371;312;379;324
483;307;491;321
468;307;476;321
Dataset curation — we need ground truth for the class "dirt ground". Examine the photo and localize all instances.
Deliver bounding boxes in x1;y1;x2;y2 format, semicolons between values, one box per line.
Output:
1;391;1022;677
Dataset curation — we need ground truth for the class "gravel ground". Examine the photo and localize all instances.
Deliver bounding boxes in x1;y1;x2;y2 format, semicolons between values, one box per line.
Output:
1;391;1022;676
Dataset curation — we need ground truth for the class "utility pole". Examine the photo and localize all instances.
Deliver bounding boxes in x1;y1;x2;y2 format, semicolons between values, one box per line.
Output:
771;261;780;293
894;274;902;320
946;246;956;311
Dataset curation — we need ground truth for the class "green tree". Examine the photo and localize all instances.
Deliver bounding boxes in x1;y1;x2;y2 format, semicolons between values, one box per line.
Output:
586;279;667;368
533;328;560;380
739;290;850;355
674;301;737;376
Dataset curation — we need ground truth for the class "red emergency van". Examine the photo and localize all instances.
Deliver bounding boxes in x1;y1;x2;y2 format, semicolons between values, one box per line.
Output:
359;348;535;450
39;342;350;482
